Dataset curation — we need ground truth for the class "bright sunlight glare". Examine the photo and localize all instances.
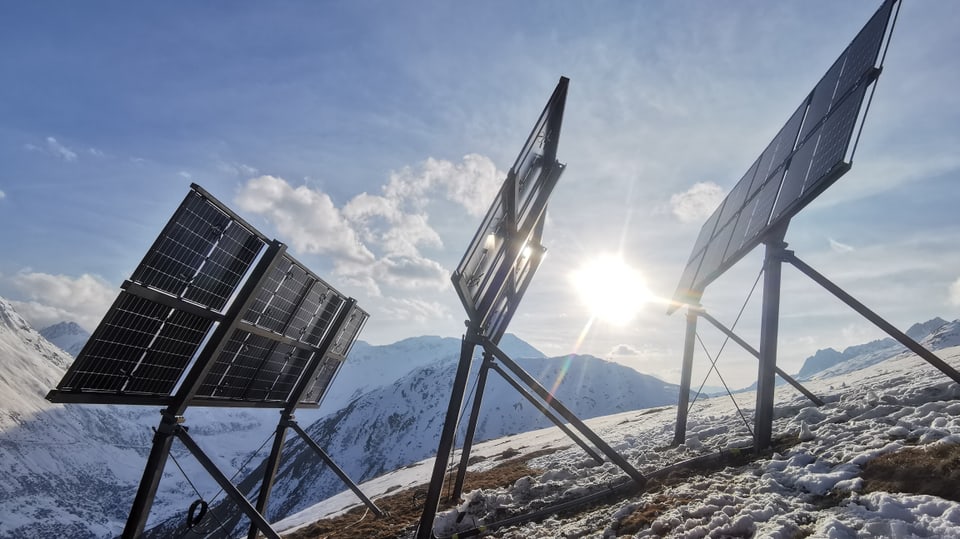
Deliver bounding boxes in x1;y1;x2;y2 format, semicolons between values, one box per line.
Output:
570;254;651;325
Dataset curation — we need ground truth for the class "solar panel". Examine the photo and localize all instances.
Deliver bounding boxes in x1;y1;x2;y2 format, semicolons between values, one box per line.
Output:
54;291;214;397
48;184;369;409
300;305;369;405
130;190;265;312
670;0;897;311
452;77;568;340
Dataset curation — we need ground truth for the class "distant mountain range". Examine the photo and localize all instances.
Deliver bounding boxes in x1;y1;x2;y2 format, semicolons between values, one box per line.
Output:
796;317;960;380
38;321;90;358
0;297;676;538
4;294;960;538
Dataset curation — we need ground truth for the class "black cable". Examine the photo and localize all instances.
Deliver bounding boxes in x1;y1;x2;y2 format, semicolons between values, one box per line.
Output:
688;268;764;411
695;333;755;440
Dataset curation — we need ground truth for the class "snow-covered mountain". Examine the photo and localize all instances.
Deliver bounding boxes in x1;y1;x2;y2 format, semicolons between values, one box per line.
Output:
316;333;545;415
0;298;287;538
796;317;951;379
38;321;90;358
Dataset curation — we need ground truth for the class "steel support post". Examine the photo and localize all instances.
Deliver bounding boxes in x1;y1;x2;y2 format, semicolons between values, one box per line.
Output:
756;240;786;451
174;427;281;539
672;308;699;446
246;415;291;539
697;310;823;406
786;252;960;385
452;352;493;502
288;421;384;517
416;333;479;539
248;299;362;539
483;338;646;486
122;413;179;538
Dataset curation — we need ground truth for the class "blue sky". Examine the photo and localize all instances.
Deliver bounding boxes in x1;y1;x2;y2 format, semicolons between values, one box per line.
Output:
2;1;959;386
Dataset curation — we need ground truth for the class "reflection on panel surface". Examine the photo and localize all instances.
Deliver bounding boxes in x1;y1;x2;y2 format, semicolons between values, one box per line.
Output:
670;0;897;311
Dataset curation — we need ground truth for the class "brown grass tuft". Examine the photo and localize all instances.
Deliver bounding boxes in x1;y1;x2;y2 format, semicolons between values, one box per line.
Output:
861;443;960;502
282;448;557;539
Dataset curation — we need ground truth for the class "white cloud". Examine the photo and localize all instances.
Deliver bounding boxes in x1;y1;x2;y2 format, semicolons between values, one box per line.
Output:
610;344;641;356
377;297;450;322
0;189;5;200
949;277;960;306
218;161;259;178
45;137;78;161
237;155;504;298
7;272;115;331
235;175;376;264
828;238;855;253
669;182;725;223
385;154;502;217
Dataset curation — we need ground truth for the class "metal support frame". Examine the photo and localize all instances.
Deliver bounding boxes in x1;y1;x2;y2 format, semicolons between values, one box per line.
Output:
416;332;645;539
416;332;481;539
174;426;282;539
482;338;646;487
123;242;285;538
785;252;960;385
248;298;382;539
756;239;787;450
451;351;492;502
672;309;698;446
487;362;603;464
697;310;823;406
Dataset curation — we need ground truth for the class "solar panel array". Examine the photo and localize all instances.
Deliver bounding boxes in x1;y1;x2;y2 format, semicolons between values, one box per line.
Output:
48;185;366;409
670;0;897;310
453;77;568;341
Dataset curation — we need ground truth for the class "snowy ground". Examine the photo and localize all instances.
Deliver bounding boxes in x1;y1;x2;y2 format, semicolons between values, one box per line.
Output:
276;344;960;538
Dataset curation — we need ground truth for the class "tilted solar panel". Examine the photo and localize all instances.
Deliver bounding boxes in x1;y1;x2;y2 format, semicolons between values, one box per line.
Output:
48;185;368;409
669;0;897;312
452;78;568;340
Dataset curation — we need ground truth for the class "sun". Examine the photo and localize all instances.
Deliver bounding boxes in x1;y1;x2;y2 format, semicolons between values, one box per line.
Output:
570;254;652;325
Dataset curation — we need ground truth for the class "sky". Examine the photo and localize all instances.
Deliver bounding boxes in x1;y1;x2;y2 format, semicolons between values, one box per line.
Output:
1;1;959;388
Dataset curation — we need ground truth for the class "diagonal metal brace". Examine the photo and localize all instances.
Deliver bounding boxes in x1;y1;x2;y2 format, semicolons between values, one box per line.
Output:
695;309;824;406
785;251;960;386
481;336;647;487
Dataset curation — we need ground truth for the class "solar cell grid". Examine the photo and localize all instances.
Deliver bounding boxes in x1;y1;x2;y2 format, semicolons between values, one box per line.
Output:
302;294;345;347
750;167;786;237
802;85;868;198
836;0;893;100
182;223;263;311
799;55;845;144
252;259;311;333
299;355;341;405
728;196;761;260
242;343;307;401
122;308;213;394
131;193;231;301
197;330;275;399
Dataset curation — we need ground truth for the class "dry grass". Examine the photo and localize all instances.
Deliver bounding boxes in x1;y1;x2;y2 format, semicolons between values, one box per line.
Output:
283;448;557;539
861;443;960;502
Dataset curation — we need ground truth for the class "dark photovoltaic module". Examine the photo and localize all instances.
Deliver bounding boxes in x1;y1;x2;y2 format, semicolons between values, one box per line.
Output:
670;0;897;311
47;184;366;409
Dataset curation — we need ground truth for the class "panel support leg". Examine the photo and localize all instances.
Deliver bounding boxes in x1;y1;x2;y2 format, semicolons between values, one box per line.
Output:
786;252;960;385
673;308;698;446
287;421;384;517
416;333;479;539
697;310;823;406
122;411;178;539
756;240;786;451
488;362;603;464
483;338;647;487
452;352;492;502
247;413;292;539
174;426;281;539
